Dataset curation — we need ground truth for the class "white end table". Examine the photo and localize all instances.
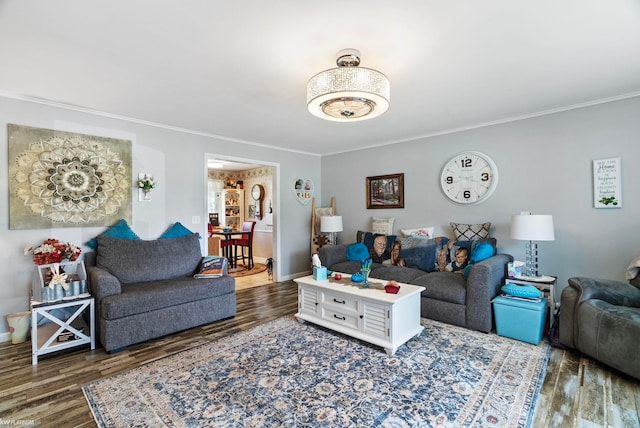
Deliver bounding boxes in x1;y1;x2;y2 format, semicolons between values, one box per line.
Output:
31;296;95;365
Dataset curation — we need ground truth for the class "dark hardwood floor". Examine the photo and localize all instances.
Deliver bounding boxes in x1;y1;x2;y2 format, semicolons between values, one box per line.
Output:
0;280;638;427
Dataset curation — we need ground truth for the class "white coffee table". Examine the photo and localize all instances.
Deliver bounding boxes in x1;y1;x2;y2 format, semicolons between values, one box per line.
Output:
294;274;425;355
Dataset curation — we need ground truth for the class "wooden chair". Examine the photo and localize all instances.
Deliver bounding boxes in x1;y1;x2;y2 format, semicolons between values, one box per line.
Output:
234;221;256;269
311;196;336;256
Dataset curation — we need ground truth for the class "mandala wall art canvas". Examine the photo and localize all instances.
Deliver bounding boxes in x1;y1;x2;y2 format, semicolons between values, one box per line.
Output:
8;124;132;229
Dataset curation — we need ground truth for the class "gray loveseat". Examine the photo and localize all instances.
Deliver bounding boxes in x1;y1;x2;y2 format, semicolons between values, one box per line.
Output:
87;233;236;352
319;238;512;333
559;277;640;379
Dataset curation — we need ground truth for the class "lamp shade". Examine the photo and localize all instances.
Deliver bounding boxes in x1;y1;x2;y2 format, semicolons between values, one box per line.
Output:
320;216;343;233
510;214;555;241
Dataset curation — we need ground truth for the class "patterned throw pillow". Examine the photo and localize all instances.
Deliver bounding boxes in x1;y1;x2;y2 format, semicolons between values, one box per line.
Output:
450;222;491;240
356;230;397;263
371;217;395;235
400;227;435;239
399;237;450;272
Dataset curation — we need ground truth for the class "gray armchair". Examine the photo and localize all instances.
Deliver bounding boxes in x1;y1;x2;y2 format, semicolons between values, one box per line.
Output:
559;277;640;379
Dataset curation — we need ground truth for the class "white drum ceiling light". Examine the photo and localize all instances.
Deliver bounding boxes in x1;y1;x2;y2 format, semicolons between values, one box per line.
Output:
307;49;390;122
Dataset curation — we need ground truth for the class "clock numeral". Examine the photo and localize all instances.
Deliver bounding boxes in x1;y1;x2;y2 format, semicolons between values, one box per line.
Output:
446;176;453;184
481;172;489;181
460;158;473;168
463;190;471;199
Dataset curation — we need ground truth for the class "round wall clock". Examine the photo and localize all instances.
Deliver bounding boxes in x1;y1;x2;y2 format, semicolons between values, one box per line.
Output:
440;151;499;205
251;184;264;201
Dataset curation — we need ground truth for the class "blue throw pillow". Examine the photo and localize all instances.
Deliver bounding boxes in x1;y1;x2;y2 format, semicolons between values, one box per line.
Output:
501;283;542;299
85;219;140;249
400;237;449;272
347;243;369;261
159;222;194;239
470;241;495;263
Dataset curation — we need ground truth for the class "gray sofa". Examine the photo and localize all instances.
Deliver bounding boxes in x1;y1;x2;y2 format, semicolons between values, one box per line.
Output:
87;233;236;352
319;242;512;333
559;277;640;379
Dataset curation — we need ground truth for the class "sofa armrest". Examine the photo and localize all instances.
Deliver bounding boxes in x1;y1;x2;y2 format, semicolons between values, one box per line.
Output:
87;266;122;301
319;244;349;268
560;277;640;349
465;253;513;332
567;277;640;307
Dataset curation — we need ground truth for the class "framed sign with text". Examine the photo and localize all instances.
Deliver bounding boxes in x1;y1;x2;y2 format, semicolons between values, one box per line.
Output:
593;157;622;208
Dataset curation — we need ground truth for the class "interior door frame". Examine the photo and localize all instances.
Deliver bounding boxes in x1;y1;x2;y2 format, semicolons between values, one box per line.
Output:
203;153;279;282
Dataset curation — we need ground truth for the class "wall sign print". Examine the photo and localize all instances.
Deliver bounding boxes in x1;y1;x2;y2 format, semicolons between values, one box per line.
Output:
592;157;622;209
294;178;314;205
8;124;132;229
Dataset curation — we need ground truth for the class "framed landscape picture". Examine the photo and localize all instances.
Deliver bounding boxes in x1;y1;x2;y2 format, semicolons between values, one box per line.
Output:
366;173;404;209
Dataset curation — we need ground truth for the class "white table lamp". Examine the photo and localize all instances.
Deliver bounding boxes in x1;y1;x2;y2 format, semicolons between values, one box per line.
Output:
320;216;343;245
510;213;555;277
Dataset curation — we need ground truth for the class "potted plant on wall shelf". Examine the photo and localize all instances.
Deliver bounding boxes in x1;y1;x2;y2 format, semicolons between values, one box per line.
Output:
138;173;155;201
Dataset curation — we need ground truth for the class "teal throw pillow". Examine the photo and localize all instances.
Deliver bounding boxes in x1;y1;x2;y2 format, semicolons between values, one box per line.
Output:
470;241;495;263
85;219;140;249
347;243;369;261
159;222;194;239
463;264;473;280
501;283;542;299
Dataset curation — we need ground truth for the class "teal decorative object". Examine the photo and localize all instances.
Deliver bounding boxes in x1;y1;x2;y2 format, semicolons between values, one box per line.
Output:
501;283;542;299
351;273;364;283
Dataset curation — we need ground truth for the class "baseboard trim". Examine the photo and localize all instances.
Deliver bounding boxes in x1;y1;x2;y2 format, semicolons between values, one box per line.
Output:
278;270;312;282
0;332;11;343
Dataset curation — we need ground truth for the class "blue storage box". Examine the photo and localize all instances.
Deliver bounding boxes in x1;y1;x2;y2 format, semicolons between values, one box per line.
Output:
493;296;547;345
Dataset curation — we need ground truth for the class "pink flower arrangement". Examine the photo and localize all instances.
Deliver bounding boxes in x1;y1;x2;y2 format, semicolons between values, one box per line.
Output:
24;238;82;265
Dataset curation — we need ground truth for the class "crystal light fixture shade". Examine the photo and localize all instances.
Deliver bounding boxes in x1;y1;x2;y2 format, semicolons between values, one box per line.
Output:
307;49;390;122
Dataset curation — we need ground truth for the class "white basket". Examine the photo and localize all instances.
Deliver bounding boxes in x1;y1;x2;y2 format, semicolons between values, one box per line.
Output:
32;260;87;303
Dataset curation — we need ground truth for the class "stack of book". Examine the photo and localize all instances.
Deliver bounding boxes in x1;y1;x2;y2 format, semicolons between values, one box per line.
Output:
194;256;227;278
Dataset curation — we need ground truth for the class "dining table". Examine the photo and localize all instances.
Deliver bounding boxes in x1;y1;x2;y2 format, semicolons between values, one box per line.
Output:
211;230;250;270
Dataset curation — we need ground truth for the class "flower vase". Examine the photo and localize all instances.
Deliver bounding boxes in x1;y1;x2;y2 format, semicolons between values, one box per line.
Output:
361;268;370;288
139;187;152;201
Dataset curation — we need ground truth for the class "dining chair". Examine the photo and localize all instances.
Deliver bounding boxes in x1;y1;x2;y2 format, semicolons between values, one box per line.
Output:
220;237;235;267
234;221;256;269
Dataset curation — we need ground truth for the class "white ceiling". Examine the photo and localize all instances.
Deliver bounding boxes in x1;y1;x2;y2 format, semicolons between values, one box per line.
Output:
1;1;640;156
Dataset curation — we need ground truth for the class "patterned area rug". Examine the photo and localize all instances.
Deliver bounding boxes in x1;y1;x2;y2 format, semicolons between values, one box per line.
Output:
228;262;267;277
83;316;549;427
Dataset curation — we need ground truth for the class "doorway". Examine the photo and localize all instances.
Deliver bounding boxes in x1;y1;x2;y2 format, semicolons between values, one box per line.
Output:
204;154;277;289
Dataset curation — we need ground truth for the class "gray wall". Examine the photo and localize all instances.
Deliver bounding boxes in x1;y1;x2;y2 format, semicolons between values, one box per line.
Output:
3;94;638;338
321;96;640;300
0;96;321;336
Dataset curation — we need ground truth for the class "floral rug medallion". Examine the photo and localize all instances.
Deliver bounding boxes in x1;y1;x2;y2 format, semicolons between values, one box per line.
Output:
83;316;549;427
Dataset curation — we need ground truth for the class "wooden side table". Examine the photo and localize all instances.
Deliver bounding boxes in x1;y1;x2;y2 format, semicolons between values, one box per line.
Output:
506;275;557;327
31;297;95;365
